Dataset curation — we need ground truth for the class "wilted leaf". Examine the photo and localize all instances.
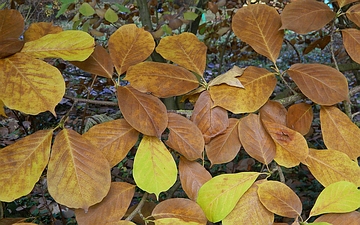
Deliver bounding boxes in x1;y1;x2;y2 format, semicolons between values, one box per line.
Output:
342;29;360;65
280;0;335;34
239;114;276;165
117;86;168;138
108;24;155;75
208;66;245;88
287;103;313;135
83;119;139;167
303;36;331;55
156;32;207;75
0;38;24;59
105;8;118;23
310;181;360;217
47;129;111;211
79;2;95;16
133;136;177;199
304;149;360;187
259;100;287;126
166;113;204;161
346;4;360;27
315;211;360;225
257;180;302;218
0;9;24;40
24;22;63;42
320;106;360;160
125;62;199;98
75;182;135;225
0;53;65;115
287;63;349;105
0;130;52;202
232;4;283;63
337;0;359;8
209;66;276;114
154;218;200;225
197;172;260;222
205;118;241;165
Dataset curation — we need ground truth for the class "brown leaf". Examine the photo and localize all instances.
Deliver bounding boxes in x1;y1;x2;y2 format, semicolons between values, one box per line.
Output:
303;36;331;55
337;0;359;8
314;211;360;224
287;63;349;105
232;4;283;63
24;22;63;42
117;86;168;138
166;113;204;161
125;62;199;98
205;118;241;166
346;4;360;27
239;114;276;165
286;103;313;135
0;9;24;41
0;38;24;59
191;91;229;143
208;66;245;88
342;28;360;65
259;100;287;126
280;0;335;34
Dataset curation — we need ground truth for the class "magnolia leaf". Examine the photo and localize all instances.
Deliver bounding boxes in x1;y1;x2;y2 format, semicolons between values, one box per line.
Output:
24;22;63;42
0;9;24;40
205;118;241;165
337;0;359;8
315;211;360;224
287;103;313;135
287;63;349;105
79;2;95;16
197;172;260;222
154;218;201;225
0;130;53;202
47;129;111;211
310;181;360;217
209;66;276;114
166;113;204;161
117;86;168;138
280;0;335;34
342;29;360;65
239;114;276;165
208;66;245;88
232;4;283;63
108;24;155;75
156;32;207;75
259;100;287;126
82;119;139;167
346;4;360;27
0;38;24;59
105;8;118;23
125;62;199;98
304;149;360;187
0;53;65;116
21;30;94;61
257;180;302;218
75;182;135;225
0;99;6;117
320;106;360;160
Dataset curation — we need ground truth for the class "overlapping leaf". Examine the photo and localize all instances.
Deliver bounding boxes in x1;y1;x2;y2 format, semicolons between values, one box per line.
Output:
209;66;276;114
342;29;360;64
125;62;199;98
0;38;24;59
315;211;360;224
0;129;53;202
24;22;63;42
287;103;313;135
47;129;111;211
346;4;360;27
287;63;349;105
259;100;288;126
208;66;245;88
232;4;283;63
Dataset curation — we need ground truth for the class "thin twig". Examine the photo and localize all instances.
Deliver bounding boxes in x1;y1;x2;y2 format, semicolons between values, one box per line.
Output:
217;29;233;76
277;165;285;183
63;95;118;106
125;192;148;221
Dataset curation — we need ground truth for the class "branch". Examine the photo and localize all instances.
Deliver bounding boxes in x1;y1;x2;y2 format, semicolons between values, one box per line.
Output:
125;192;148;221
63;95;118;106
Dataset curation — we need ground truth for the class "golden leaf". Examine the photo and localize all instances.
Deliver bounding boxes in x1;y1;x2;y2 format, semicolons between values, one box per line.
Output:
208;66;245;88
342;29;360;65
346;4;360;27
0;99;6;117
287;103;313;135
24;22;63;42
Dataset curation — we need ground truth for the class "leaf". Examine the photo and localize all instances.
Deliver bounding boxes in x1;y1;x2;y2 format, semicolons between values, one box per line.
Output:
287;103;313;135
0;130;52;202
21;30;95;61
47;129;111;211
156;32;207;75
114;3;131;13
0;9;24;40
179;157;212;201
337;0;359;8
0;99;6;117
222;180;274;225
303;149;360;187
320;106;360;160
154;218;201;225
208;66;245;88
183;11;198;20
125;62;199;98
117;86;168;138
280;0;335;34
105;8;118;23
82;119;139;167
309;181;360;217
232;4;283;63
239;114;276;165
196;172;260;222
133;136;177;199
209;66;276;114
257;180;302;218
166;113;204;161
71;45;114;79
315;211;360;225
108;24;155;75
342;29;360;65
0;53;65;115
0;38;24;59
205;118;241;165
287;63;349;105
259;100;288;126
75;182;135;225
79;2;95;16
24;22;63;42
346;4;360;27
191;91;229;144
56;0;76;18
152;198;207;224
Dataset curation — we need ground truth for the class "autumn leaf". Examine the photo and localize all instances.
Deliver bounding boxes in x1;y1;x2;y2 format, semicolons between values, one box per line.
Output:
153;218;201;225
342;29;360;65
208;66;245;88
259;100;288;126
0;9;24;41
337;0;359;8
287;103;313;135
24;22;63;42
0;38;24;59
0;99;6;117
314;211;360;224
346;4;360;27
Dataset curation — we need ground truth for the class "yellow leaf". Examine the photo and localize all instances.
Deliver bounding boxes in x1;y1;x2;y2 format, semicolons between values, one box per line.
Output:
133;136;177;199
0;129;53;202
287;103;313;135
156;32;207;75
47;129;111;211
0;53;65;115
342;29;360;65
346;4;360;27
0;99;6;117
310;181;360;217
21;30;94;61
24;22;63;42
315;211;360;224
304;149;360;187
208;66;245;88
209;66;276;114
154;218;201;225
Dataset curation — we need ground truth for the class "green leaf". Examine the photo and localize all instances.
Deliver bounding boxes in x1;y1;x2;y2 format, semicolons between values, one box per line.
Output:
56;0;76;18
133;136;177;199
183;11;198;21
196;172;260;222
79;2;95;16
105;8;119;23
114;3;131;13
